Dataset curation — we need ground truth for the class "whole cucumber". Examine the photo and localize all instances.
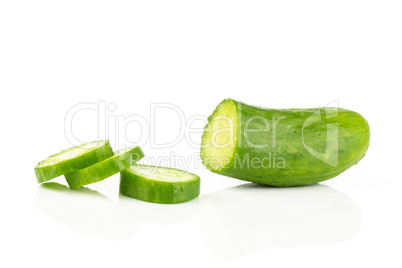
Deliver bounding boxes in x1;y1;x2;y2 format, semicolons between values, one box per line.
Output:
200;99;370;186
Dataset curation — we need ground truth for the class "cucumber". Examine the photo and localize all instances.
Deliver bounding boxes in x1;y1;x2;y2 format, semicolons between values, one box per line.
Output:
200;99;370;186
120;164;200;204
65;146;144;189
35;140;114;183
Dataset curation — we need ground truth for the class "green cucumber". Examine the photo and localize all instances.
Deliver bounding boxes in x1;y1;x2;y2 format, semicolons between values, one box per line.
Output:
65;146;144;189
200;99;370;187
120;164;200;204
35;140;114;183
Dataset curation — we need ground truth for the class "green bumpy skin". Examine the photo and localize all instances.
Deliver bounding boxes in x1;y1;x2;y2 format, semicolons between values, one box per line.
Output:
65;146;144;189
120;164;200;204
35;140;114;183
200;99;370;187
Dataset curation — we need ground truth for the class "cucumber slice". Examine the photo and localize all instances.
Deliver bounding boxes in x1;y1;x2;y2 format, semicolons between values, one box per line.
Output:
35;140;114;183
65;146;144;189
120;164;200;204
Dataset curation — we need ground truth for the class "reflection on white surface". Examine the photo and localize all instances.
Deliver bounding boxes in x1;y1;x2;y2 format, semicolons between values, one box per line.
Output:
34;182;361;258
198;183;362;260
33;182;197;240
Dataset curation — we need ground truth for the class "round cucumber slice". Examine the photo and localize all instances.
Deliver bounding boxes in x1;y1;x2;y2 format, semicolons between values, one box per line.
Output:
35;140;114;183
65;146;144;189
120;164;200;204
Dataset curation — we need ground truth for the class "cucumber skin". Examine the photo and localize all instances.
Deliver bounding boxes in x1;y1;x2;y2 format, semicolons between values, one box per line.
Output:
65;146;144;189
120;167;200;204
35;141;114;183
201;99;370;187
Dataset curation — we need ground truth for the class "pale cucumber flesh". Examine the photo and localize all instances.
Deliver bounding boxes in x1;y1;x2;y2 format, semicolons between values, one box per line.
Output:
65;146;144;189
120;164;200;204
34;140;114;183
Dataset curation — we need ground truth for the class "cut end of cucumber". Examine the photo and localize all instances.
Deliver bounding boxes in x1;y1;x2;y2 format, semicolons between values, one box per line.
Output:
36;141;107;167
200;99;238;172
127;164;198;182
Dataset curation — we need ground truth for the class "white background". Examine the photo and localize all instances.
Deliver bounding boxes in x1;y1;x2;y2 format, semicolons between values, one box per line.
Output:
0;1;401;267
